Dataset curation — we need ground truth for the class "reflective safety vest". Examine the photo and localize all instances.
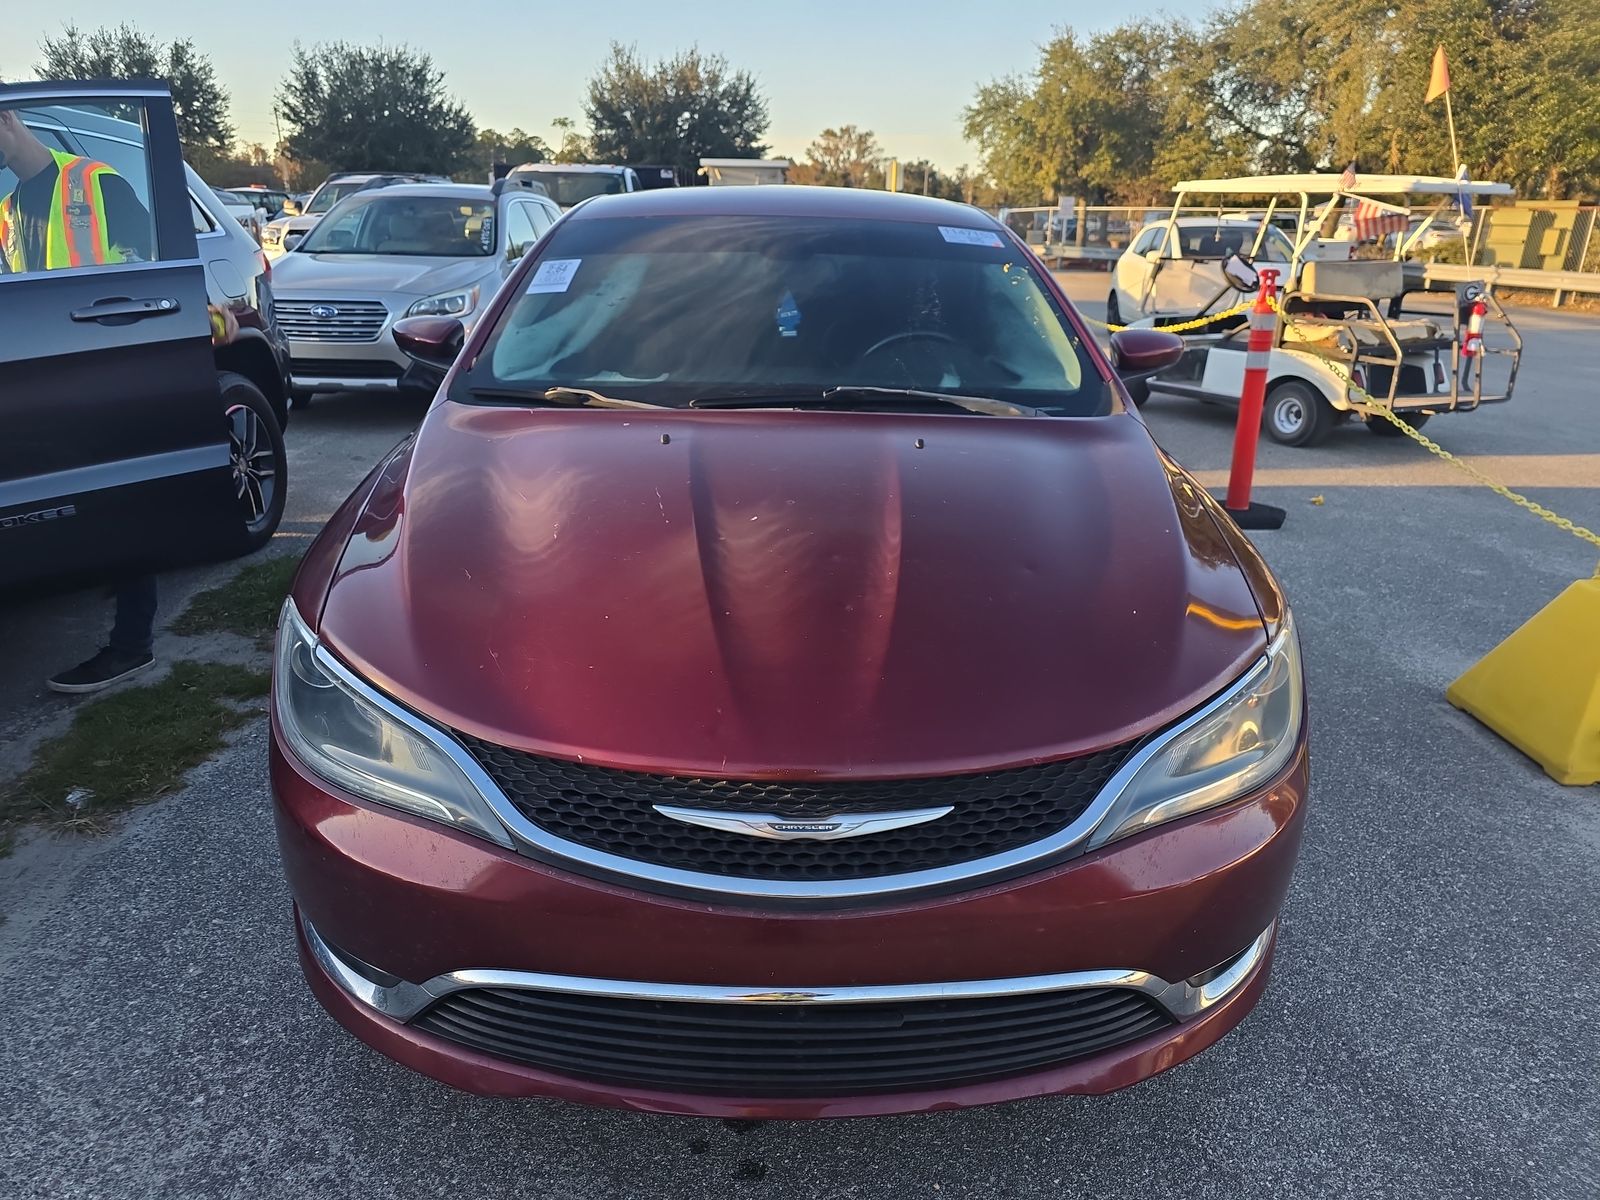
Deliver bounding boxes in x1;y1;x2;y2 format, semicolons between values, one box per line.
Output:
0;149;125;273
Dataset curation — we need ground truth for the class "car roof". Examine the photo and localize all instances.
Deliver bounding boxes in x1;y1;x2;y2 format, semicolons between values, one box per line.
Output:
346;183;495;201
569;185;999;227
513;163;630;174
1173;172;1513;198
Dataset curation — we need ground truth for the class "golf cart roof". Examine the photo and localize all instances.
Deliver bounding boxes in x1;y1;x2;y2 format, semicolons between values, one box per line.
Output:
1172;173;1513;198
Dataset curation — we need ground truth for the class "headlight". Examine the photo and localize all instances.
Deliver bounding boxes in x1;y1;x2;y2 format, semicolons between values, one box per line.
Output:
406;286;479;318
1088;612;1304;848
274;601;511;847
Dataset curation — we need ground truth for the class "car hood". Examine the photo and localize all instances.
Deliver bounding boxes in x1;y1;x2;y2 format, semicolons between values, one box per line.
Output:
316;407;1269;776
269;253;494;299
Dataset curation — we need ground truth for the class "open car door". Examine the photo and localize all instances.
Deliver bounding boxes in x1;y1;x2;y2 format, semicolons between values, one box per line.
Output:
0;80;239;591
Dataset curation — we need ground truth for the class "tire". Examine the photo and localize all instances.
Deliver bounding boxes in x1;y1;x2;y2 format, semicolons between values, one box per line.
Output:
1366;411;1430;436
1106;290;1123;327
221;371;288;555
289;388;316;410
1263;379;1334;447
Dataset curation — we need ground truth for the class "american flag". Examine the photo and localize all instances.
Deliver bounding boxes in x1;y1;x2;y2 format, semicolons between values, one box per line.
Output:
1353;199;1410;241
1339;161;1357;191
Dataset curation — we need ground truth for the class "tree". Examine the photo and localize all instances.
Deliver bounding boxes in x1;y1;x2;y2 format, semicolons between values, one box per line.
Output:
584;43;769;177
478;127;551;173
276;42;476;176
791;126;884;188
549;117;591;163
35;23;233;168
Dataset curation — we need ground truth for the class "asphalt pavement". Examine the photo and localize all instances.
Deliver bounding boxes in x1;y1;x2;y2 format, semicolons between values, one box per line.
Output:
1;274;1596;1199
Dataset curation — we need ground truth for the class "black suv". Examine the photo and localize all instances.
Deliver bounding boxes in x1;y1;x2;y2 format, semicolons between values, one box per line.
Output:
1;80;290;591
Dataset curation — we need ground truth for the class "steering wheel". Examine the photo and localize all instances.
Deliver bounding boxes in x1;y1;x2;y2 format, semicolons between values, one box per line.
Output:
859;330;961;359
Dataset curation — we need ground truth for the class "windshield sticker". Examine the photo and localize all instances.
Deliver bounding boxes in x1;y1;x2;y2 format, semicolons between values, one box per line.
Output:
776;291;801;338
526;258;582;294
939;226;1004;248
480;216;494;252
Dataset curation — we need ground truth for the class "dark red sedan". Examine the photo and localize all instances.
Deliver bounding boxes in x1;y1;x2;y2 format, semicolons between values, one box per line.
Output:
271;186;1308;1118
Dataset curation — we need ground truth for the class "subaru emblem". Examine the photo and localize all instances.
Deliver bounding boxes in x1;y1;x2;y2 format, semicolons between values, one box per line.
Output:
309;304;339;319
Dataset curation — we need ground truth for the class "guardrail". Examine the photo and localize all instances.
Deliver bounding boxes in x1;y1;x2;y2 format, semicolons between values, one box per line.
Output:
1405;260;1600;307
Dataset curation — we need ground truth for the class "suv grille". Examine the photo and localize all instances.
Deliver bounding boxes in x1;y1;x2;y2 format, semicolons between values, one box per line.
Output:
277;299;389;342
414;984;1172;1096
460;737;1135;883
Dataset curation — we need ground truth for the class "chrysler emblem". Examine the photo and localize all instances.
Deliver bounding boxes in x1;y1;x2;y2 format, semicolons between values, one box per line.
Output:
309;304;340;319
653;805;953;841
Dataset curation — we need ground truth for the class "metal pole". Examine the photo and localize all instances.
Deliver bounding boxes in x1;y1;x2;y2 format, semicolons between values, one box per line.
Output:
1444;91;1461;176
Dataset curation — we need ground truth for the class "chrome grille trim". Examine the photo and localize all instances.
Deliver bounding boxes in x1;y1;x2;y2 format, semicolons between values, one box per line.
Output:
302;911;1276;1026
304;637;1274;900
277;299;390;342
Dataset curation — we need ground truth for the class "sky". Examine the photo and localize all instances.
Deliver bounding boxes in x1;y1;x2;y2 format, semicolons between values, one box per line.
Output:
4;0;1168;169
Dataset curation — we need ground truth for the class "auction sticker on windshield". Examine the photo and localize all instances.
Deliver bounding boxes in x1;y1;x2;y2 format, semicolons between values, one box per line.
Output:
939;226;1004;247
527;258;582;294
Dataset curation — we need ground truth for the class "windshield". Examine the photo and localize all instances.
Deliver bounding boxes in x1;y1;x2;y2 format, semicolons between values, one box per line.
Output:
299;194;496;257
468;214;1107;415
513;170;627;208
307;180;375;214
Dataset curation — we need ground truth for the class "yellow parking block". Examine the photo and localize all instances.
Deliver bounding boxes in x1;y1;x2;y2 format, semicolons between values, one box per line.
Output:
1446;578;1600;786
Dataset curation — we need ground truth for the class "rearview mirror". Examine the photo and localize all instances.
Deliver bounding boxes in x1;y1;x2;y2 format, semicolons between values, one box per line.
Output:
1223;253;1259;292
393;316;465;366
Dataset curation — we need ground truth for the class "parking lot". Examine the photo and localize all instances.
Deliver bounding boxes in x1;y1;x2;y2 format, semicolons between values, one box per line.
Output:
1;272;1596;1199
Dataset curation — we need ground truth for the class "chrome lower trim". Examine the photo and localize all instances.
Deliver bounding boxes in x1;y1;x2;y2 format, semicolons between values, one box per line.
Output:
302;912;1274;1026
291;376;401;393
0;444;231;510
302;633;1274;900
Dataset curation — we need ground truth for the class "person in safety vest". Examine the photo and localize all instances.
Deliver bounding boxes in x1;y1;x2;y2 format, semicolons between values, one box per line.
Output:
0;108;153;273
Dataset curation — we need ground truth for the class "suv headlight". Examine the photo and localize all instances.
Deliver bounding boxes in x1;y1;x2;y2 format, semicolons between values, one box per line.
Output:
1088;612;1304;849
406;286;479;318
274;601;511;846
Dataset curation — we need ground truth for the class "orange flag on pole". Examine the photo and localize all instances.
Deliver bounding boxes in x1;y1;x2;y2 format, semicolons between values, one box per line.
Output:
1425;46;1451;103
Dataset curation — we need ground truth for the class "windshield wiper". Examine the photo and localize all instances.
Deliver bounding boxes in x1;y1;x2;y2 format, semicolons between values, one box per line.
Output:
691;386;1044;418
466;385;667;411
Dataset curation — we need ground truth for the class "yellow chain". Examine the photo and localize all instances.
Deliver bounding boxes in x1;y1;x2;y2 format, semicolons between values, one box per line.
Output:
1254;296;1600;574
1082;299;1254;334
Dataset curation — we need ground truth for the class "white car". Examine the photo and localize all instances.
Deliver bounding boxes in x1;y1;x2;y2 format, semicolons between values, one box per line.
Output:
269;182;561;405
504;163;640;210
1109;217;1295;327
210;187;268;243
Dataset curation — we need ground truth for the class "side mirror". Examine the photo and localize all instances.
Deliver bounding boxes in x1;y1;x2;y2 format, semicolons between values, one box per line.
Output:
283;233;304;252
1143;248;1162;263
393;316;465;366
282;199;302;216
1108;328;1184;408
1109;328;1184;375
1222;253;1259;292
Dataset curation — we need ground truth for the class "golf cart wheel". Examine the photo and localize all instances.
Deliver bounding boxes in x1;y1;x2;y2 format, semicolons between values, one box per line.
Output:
1366;411;1430;436
1106;290;1123;327
1263;380;1333;447
221;371;288;555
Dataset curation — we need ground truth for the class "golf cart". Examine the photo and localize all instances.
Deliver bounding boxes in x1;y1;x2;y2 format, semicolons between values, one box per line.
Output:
1127;173;1522;446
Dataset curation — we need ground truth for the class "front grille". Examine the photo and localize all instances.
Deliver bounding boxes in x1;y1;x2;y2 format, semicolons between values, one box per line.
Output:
291;358;404;380
414;985;1173;1096
460;738;1136;882
277;299;389;342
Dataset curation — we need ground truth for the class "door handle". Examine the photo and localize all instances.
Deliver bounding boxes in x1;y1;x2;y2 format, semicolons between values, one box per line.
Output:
69;297;182;323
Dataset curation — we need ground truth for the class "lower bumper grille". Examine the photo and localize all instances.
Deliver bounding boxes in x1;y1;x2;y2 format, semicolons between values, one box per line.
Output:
291;358;404;380
413;984;1173;1096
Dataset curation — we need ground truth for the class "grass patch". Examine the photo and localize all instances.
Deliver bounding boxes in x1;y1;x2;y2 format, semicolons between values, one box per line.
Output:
170;553;300;643
0;661;270;851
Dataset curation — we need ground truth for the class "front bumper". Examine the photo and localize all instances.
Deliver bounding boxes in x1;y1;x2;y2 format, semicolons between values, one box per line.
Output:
272;728;1308;1116
287;337;411;395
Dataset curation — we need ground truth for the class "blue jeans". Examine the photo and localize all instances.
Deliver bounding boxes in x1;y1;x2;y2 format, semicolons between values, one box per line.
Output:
109;575;157;657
